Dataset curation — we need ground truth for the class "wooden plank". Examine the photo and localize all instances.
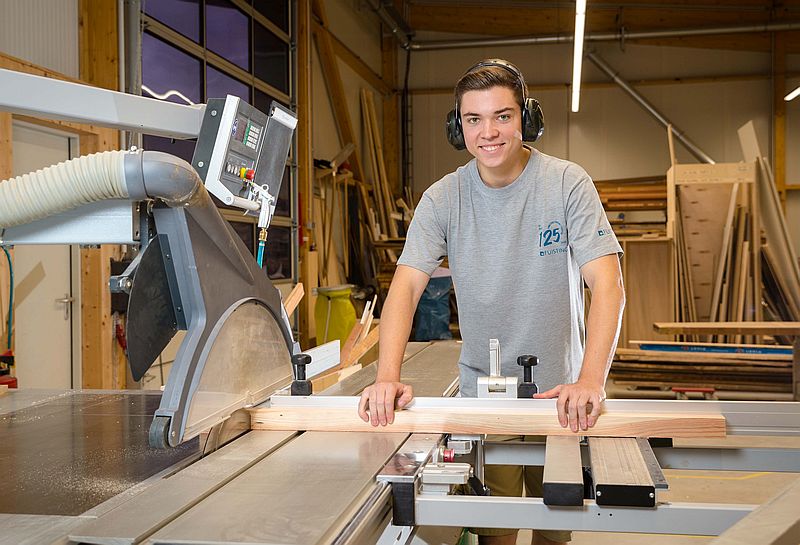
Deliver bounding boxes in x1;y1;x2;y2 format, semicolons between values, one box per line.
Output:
341;323;379;368
79;0;119;91
738;123;800;319
589;437;655;507
678;183;734;320
316;21;391;96
250;398;726;438
710;476;800;545
381;33;400;196
750;181;763;328
297;0;313;345
283;283;304;315
621;240;675;345
310;0;365;183
709;185;740;321
543;436;584;506
795;337;799;401
0;113;11;353
673;162;756;186
772;32;787;200
654;322;800;336
79;0;123;388
616;347;791;364
364;90;399;238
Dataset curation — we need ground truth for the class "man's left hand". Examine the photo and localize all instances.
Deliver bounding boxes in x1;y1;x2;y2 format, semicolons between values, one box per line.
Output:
533;382;606;432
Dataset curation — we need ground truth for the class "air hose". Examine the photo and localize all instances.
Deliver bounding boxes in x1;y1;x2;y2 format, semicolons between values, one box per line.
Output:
1;246;11;351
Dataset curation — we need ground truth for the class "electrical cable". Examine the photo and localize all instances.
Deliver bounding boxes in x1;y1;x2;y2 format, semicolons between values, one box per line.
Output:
1;246;12;351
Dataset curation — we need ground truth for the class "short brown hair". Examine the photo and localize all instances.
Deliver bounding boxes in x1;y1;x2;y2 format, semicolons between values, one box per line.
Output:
454;62;524;108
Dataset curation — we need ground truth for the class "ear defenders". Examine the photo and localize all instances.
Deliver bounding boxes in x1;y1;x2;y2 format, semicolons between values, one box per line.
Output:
445;59;544;151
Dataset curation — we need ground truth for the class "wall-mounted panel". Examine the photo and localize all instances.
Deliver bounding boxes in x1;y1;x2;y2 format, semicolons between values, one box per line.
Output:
0;0;79;78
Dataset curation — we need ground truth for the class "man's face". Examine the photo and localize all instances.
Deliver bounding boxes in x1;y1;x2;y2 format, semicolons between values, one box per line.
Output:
459;85;524;169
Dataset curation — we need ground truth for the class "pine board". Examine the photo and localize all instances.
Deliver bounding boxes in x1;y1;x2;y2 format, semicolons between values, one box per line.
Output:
250;399;725;438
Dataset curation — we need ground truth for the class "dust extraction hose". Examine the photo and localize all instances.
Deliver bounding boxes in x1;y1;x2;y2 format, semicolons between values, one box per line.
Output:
0;149;202;230
0;150;129;229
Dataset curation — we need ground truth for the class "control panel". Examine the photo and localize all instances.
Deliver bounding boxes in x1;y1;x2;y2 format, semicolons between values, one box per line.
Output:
191;95;296;223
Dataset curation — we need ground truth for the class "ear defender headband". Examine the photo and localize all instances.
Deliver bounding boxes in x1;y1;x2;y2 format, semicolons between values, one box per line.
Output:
445;59;544;151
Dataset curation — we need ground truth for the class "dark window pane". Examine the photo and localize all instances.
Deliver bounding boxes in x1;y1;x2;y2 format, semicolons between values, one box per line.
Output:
264;225;292;280
254;89;288;111
254;22;289;94
142;32;202;105
207;0;250;70
142;136;197;164
252;0;289;33
207;66;250;102
143;0;201;42
275;166;291;217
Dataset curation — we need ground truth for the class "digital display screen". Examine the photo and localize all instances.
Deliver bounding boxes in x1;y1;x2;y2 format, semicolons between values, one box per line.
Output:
232;114;248;144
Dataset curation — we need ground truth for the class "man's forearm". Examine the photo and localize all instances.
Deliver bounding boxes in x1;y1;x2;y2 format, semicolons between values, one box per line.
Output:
375;273;426;382
579;280;625;387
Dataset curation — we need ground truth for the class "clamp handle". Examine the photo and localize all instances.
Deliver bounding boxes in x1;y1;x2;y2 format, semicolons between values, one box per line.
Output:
291;353;313;396
517;355;539;398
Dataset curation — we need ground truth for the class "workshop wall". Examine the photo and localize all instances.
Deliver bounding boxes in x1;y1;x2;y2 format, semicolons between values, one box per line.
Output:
311;0;386;283
0;0;79;79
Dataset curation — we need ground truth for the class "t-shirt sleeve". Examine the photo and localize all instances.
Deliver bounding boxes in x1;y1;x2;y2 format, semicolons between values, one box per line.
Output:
564;166;623;268
396;190;448;276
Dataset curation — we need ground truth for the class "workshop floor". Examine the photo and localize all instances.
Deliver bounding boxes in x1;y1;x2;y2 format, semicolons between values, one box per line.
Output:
518;463;800;544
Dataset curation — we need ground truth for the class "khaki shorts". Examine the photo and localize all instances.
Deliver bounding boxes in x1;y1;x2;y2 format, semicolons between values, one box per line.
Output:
469;435;573;543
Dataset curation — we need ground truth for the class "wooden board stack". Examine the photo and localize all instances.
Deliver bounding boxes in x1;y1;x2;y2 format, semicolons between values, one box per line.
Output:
596;176;668;238
611;345;793;395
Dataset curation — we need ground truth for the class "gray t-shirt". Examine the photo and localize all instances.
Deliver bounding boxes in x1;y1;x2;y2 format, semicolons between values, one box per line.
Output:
398;148;622;397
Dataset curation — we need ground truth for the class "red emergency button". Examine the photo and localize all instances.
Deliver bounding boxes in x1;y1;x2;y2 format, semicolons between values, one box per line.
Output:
245;169;255;180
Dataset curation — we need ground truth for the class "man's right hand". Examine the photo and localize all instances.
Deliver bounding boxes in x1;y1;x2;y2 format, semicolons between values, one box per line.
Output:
358;382;414;426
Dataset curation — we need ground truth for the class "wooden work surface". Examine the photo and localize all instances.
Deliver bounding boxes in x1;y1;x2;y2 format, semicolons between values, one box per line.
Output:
654;322;800;336
250;397;726;438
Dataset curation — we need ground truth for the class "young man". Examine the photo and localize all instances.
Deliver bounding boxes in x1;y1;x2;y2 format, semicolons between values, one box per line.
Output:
357;59;625;545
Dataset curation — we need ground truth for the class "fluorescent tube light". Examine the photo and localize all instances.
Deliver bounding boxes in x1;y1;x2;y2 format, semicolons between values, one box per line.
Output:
785;85;800;102
571;0;587;112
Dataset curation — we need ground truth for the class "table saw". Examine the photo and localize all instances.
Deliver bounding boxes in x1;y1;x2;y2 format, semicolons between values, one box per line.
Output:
1;69;800;545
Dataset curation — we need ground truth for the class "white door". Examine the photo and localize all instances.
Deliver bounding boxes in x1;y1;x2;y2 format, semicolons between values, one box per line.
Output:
12;122;79;389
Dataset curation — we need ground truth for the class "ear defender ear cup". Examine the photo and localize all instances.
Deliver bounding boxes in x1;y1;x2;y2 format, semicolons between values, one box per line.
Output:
522;97;545;142
446;60;545;150
445;108;466;150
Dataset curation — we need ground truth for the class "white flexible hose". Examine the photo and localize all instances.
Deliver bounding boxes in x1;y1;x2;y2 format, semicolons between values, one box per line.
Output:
0;150;128;229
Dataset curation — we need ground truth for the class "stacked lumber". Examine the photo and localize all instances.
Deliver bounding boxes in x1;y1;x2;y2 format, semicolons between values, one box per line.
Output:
360;89;406;246
595;176;667;238
359;88;409;291
611;346;792;394
314;167;350;286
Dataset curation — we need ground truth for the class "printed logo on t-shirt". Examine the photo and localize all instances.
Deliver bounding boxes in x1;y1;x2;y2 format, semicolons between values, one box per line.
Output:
598;228;611;237
538;220;567;256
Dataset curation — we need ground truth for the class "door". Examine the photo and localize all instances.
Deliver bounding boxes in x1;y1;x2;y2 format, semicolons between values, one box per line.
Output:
12;122;79;388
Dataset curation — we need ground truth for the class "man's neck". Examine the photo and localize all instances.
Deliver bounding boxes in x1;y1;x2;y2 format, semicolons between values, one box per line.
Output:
476;147;531;189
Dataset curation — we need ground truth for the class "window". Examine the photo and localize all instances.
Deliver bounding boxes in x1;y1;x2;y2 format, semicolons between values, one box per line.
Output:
140;0;295;282
141;32;202;105
253;0;289;33
254;22;289;94
207;66;250;101
143;0;201;43
206;0;250;70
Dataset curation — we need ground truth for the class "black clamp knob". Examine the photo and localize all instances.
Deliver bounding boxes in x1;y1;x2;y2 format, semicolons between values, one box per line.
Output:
291;353;313;396
517;355;538;398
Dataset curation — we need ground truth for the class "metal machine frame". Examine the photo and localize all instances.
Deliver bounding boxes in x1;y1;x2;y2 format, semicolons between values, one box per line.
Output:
0;68;298;448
